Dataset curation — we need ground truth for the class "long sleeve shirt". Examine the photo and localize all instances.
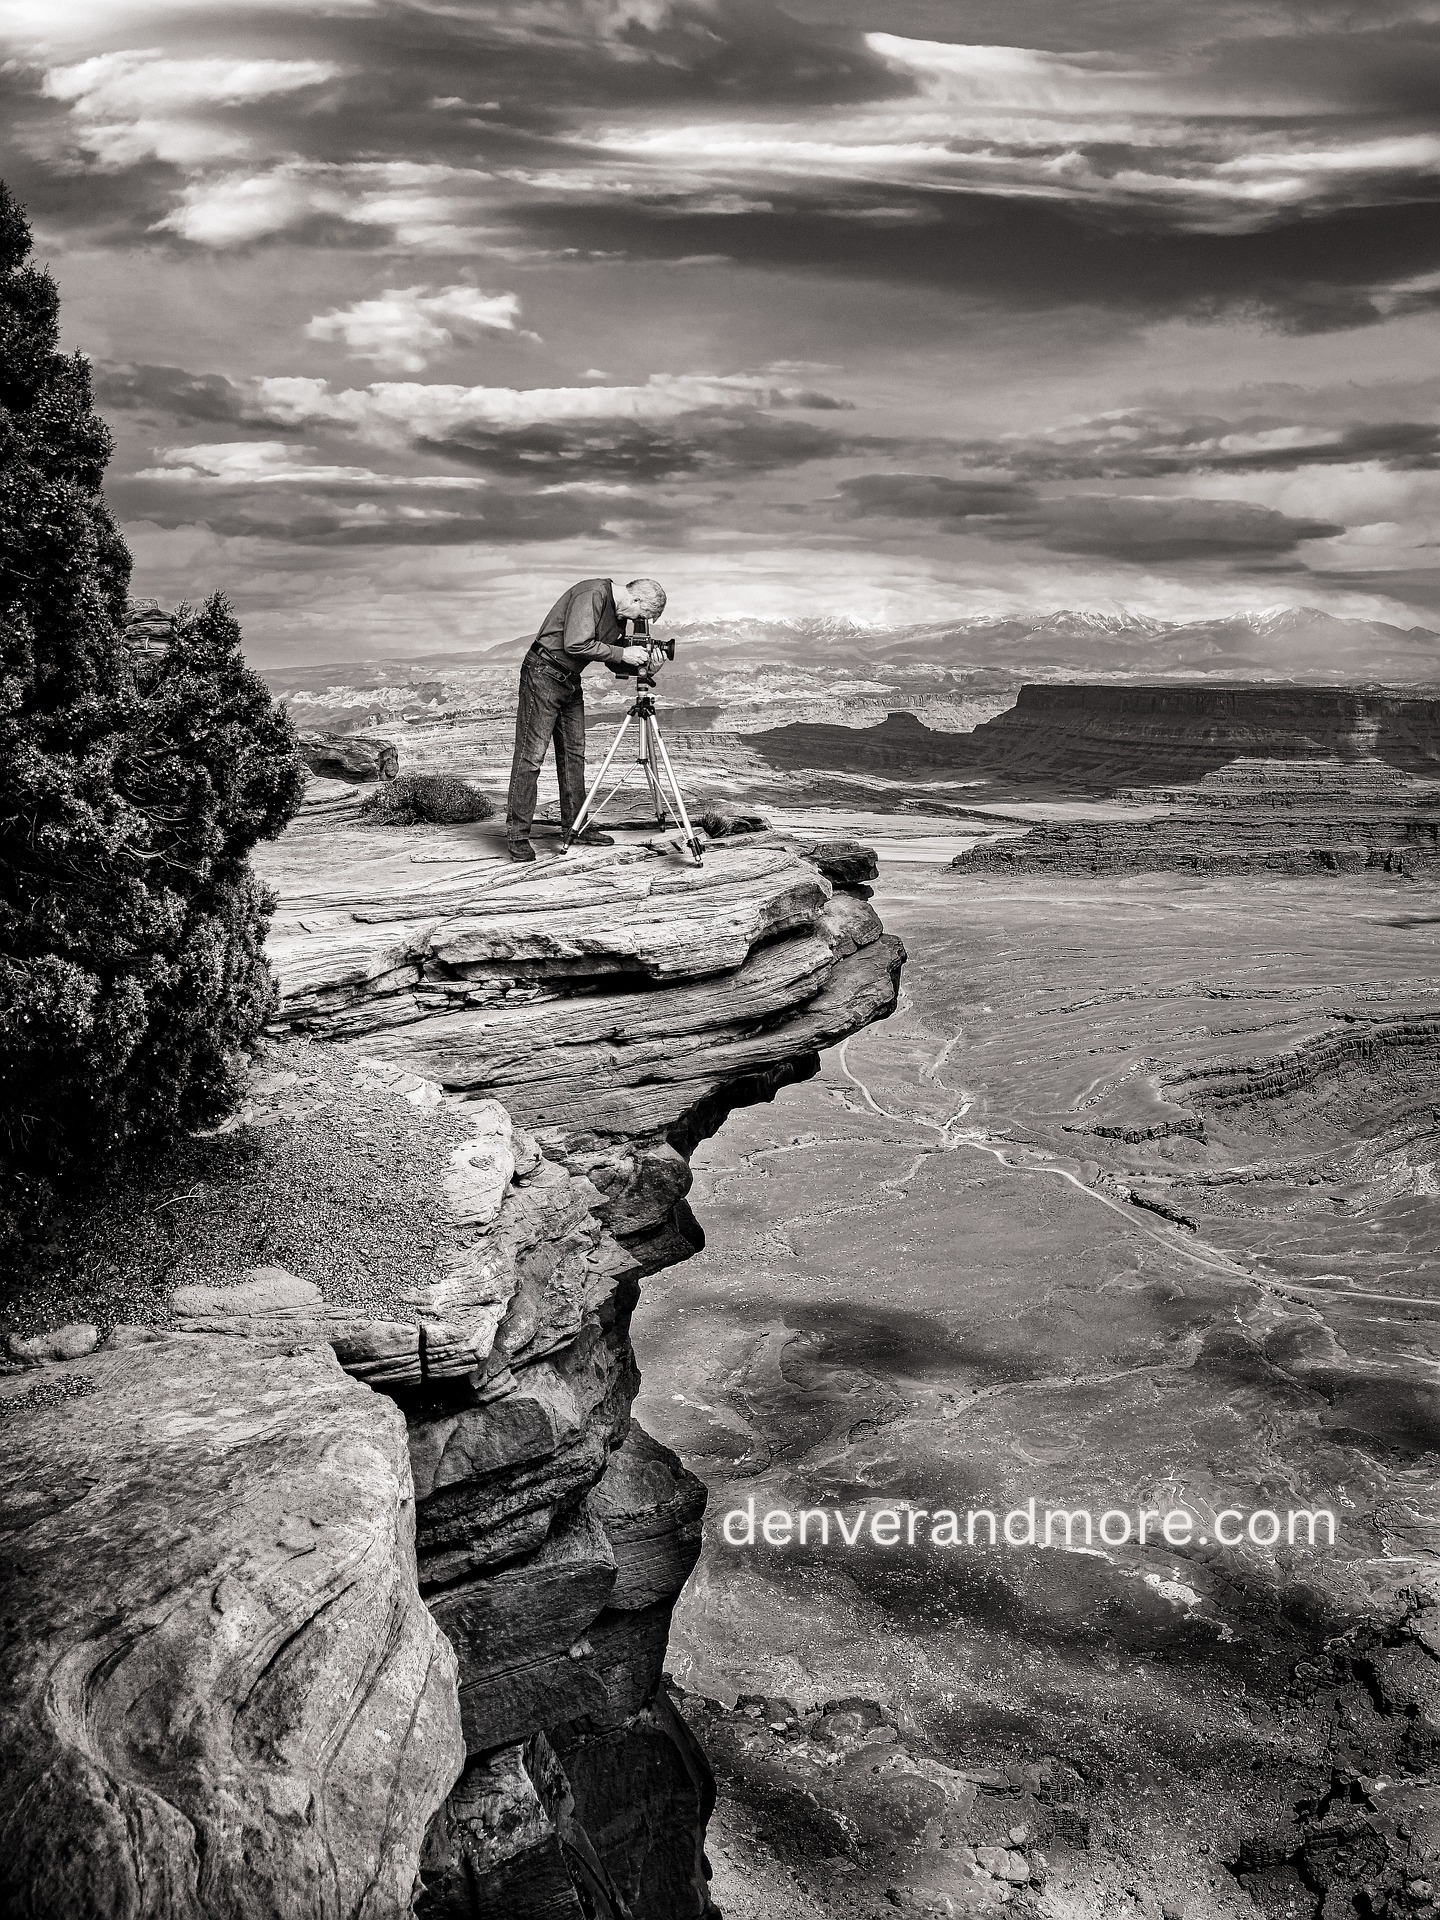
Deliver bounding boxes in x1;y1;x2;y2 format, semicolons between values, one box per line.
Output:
534;578;625;673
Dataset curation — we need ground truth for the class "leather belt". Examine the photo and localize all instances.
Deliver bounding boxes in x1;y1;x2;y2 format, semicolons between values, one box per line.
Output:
530;641;579;675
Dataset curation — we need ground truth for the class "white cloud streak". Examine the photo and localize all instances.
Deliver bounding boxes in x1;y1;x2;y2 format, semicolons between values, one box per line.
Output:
134;441;491;486
155;163;488;247
243;370;845;441
304;284;525;370
43;49;338;168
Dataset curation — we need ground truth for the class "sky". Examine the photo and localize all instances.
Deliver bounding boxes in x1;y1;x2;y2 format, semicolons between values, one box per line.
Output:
2;0;1438;664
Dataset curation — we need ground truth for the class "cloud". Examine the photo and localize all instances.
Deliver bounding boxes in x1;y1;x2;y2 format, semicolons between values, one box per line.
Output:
132;441;492;488
220;366;862;480
418;410;861;480
108;435;680;547
4;0;373;59
983;409;1440;482
518;187;1440;332
1016;494;1346;561
838;473;1032;519
8;0;1437;347
111;478;674;547
838;470;1343;560
241;368;851;434
95;361;274;427
43;50;338;168
13;3;1437;637
304;284;525;370
94;363;859;476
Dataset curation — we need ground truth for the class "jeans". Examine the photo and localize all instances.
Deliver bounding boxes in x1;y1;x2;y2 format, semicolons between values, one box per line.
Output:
505;646;587;843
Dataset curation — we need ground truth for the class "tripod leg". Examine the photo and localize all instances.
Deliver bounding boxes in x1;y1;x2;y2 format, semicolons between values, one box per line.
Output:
565;708;636;848
641;717;666;821
650;720;704;866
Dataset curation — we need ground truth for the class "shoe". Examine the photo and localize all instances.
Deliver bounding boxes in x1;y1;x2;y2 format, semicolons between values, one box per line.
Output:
568;828;614;847
508;841;536;863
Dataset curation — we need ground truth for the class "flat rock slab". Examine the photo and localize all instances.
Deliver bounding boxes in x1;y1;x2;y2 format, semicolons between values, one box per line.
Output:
0;1337;462;1920
259;832;835;1011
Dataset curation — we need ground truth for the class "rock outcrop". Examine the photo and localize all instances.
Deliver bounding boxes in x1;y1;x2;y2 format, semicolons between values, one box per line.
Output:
0;1337;463;1920
298;730;400;783
2;812;903;1918
259;821;902;1273
959;682;1440;786
953;804;1440;876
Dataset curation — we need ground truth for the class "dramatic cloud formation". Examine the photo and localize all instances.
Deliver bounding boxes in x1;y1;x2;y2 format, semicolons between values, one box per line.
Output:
2;0;1437;657
838;474;1345;562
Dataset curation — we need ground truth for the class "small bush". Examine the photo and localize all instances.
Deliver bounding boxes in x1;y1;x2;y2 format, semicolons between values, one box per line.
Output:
362;773;495;825
697;806;770;838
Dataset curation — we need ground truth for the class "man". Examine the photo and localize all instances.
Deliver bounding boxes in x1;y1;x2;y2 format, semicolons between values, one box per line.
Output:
505;576;667;862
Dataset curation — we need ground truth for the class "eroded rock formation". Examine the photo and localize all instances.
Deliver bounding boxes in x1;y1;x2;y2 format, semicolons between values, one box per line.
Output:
1;811;903;1918
953;803;1440;877
298;730;401;783
0;1337;462;1920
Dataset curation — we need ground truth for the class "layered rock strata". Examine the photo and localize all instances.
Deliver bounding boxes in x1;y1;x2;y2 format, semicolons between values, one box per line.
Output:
259;822;901;1274
749;684;1440;792
958;682;1440;786
0;1337;463;1920
932;691;1440;875
953;805;1440;876
2;816;902;1918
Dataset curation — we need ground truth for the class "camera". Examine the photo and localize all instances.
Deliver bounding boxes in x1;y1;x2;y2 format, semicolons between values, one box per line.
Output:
608;615;675;681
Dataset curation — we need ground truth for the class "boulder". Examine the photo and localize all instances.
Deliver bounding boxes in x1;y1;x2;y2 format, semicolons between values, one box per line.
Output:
298;730;399;783
0;1336;463;1920
4;1322;98;1363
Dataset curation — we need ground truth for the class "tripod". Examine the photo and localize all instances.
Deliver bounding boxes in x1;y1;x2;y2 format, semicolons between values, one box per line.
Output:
561;674;703;865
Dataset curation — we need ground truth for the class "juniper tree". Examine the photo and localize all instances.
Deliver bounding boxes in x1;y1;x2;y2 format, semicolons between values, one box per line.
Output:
0;183;304;1241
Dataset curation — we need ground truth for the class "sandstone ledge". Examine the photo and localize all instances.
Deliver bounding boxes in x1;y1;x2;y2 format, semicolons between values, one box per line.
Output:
3;818;904;1918
258;818;905;1270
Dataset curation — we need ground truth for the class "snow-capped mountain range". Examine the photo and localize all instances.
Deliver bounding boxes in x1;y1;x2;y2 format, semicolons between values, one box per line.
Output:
257;605;1440;734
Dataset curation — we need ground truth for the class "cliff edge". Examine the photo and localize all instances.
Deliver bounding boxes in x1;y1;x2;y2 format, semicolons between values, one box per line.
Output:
0;804;904;1920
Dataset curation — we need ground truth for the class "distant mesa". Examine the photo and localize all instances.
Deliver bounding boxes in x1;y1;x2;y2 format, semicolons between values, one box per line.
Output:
749;683;1440;791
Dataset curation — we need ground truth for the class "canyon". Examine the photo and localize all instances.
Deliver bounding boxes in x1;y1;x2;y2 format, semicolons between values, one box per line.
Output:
946;688;1440;881
6;670;1440;1920
750;684;1440;790
632;848;1440;1920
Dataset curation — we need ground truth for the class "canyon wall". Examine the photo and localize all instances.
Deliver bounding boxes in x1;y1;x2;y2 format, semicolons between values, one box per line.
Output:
959;682;1440;787
749;684;1440;793
0;812;903;1920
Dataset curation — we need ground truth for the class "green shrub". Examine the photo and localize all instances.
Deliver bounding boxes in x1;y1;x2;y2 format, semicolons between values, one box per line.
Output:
0;183;305;1245
361;772;495;824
